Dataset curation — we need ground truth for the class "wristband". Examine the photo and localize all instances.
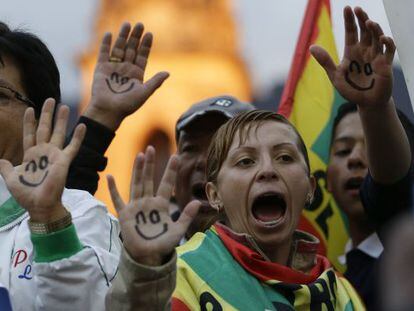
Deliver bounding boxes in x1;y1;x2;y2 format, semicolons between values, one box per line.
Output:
28;212;72;235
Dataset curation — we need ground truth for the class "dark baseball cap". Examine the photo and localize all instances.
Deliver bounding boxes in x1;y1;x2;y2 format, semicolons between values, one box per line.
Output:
175;95;255;141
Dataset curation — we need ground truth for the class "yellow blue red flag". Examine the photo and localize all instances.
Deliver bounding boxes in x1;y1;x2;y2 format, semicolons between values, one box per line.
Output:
279;0;348;271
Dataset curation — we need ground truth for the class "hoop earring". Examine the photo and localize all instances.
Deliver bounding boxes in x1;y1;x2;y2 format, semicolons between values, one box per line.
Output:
304;194;313;209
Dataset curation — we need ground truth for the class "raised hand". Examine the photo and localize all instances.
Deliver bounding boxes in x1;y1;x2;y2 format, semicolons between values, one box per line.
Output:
0;99;86;222
107;146;200;266
310;6;395;107
86;22;170;130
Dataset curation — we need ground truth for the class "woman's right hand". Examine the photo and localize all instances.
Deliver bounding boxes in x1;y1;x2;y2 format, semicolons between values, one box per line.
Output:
107;146;200;266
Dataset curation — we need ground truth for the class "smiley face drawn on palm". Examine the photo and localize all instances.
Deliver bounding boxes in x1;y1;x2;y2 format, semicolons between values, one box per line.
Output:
135;209;168;240
345;60;375;91
107;146;201;264
19;155;49;187
310;7;395;107
105;72;135;94
0;99;87;220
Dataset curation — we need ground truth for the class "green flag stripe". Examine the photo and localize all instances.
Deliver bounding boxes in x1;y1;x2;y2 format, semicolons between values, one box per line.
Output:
180;230;289;310
311;89;345;164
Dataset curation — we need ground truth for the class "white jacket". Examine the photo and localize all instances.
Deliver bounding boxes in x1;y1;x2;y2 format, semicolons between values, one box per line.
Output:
0;177;121;311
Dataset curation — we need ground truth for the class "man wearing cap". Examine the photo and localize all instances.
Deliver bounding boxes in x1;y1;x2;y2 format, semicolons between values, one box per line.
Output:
82;94;254;310
174;96;254;238
77;92;254;238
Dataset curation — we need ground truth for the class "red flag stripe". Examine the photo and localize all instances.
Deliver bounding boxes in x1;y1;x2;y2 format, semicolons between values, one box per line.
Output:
278;0;332;117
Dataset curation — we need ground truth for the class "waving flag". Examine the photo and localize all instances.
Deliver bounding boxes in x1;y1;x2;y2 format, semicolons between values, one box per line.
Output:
279;0;348;271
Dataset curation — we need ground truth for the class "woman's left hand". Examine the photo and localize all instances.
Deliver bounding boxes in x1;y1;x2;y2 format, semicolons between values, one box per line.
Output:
107;146;200;266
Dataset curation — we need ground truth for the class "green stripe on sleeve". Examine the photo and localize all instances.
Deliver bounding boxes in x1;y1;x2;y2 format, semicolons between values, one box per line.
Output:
31;224;83;263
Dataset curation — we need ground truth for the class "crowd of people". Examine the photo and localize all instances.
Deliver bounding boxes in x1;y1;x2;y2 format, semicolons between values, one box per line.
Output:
0;5;413;311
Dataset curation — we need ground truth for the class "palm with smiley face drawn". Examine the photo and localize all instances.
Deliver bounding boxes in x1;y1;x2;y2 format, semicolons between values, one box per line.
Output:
0;99;86;223
107;146;201;266
85;22;170;131
310;6;395;107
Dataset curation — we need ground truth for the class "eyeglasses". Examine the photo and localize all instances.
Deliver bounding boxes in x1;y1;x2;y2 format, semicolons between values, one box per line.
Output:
0;85;36;108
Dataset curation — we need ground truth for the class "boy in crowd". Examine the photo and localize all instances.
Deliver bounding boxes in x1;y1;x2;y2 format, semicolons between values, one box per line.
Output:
313;6;413;310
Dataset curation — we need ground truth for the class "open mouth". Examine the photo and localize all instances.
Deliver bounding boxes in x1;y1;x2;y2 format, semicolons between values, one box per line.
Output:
251;192;286;227
344;177;364;192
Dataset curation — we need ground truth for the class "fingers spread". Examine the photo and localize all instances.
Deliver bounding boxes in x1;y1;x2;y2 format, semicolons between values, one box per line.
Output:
98;32;112;63
107;174;126;214
310;45;336;81
344;6;358;46
36;98;56;144
142;146;155;196
110;22;131;61
135;32;153;74
381;35;396;64
50;105;70;148
124;23;144;63
23;107;36;152
354;7;371;47
63;123;86;161
366;20;384;54
130;153;145;201
157;155;178;199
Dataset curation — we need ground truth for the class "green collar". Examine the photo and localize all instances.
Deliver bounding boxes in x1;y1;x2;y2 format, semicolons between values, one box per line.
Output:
0;196;27;228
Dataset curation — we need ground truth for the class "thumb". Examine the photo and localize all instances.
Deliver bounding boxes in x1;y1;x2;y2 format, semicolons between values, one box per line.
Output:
176;200;201;234
310;45;336;81
107;174;126;214
143;71;170;98
0;159;14;181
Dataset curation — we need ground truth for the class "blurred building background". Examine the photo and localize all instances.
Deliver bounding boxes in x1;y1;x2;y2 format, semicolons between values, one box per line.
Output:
78;0;251;205
1;0;412;209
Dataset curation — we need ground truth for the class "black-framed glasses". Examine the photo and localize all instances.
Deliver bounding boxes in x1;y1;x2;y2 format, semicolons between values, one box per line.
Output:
0;85;36;108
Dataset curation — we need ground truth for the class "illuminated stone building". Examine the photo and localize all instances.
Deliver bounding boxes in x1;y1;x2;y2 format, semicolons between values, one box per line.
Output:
79;0;251;211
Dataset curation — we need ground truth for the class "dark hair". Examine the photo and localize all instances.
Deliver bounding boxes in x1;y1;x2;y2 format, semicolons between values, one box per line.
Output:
331;101;414;157
331;102;358;147
206;110;311;183
0;22;61;118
